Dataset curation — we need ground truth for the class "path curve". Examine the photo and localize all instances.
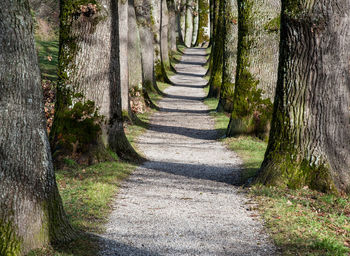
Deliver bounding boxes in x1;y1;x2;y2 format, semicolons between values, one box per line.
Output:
100;48;276;255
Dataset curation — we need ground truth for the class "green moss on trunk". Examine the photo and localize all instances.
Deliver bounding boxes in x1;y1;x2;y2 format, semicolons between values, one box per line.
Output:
196;0;209;46
226;0;272;138
0;221;21;256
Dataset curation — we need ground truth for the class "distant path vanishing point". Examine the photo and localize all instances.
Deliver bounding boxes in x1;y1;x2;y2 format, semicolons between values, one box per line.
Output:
100;48;276;256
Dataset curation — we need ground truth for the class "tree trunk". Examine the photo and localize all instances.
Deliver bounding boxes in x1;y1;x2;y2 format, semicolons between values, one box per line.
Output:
128;0;143;91
52;0;139;162
167;0;177;53
207;0;224;98
160;0;172;83
134;0;161;107
0;0;74;254
217;0;238;112
256;0;350;193
196;0;210;46
180;0;187;43
191;0;199;46
208;0;214;45
226;0;280;138
119;0;130;118
184;0;194;47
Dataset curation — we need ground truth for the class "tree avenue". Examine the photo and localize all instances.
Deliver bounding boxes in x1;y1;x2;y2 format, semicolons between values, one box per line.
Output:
0;0;74;254
256;0;350;193
1;0;350;254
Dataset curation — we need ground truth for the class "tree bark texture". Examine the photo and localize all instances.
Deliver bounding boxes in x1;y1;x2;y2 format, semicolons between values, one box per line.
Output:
151;0;161;64
52;0;138;161
207;0;224;98
191;0;199;46
226;0;280;137
217;0;238;113
160;0;172;83
196;0;210;46
179;0;187;43
256;0;350;193
128;0;143;90
119;0;130;115
167;0;177;52
184;0;194;47
134;0;161;106
0;0;74;254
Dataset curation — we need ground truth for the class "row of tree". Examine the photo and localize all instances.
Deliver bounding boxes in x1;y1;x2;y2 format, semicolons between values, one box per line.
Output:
207;0;349;194
0;0;209;254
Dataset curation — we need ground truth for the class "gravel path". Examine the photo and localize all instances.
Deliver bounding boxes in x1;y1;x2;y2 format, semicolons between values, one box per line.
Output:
100;48;276;255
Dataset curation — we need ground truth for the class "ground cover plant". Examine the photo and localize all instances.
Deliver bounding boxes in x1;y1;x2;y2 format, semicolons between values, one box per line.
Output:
204;95;350;256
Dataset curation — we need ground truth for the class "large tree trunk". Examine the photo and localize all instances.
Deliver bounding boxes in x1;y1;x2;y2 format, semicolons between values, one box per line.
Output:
128;0;143;91
216;0;238;112
52;0;139;162
160;0;172;83
207;0;224;98
134;0;161;107
196;0;210;46
208;0;214;46
0;0;74;254
256;0;350;193
191;0;199;46
167;0;177;53
184;0;194;47
119;0;130;117
179;0;187;43
226;0;280;138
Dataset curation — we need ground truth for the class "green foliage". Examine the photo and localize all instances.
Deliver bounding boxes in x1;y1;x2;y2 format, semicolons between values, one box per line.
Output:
0;221;21;256
264;15;280;33
53;95;102;153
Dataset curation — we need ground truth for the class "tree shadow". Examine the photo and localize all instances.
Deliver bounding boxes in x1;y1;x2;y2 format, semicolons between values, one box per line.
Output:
159;107;212;114
50;232;162;256
175;71;205;77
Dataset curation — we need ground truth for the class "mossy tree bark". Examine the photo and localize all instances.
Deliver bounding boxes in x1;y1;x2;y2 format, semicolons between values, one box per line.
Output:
207;0;224;98
184;0;194;47
226;0;280;138
191;0;199;46
160;0;172;83
0;0;75;254
217;0;238;113
134;0;162;106
208;0;214;45
195;0;209;46
256;0;350;193
52;0;139;162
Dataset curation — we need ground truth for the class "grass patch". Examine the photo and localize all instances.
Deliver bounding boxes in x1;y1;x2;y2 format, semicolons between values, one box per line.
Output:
203;95;230;137
251;186;350;255
205;90;350;256
56;160;136;233
35;37;59;81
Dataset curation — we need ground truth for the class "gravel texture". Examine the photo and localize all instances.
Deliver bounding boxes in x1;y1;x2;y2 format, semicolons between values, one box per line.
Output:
99;48;276;256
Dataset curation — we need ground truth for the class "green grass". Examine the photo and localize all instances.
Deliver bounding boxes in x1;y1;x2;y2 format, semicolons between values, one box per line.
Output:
35;37;59;81
204;93;350;256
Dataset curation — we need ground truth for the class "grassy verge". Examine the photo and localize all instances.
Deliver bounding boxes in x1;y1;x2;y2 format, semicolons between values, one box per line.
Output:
203;95;350;256
35;37;59;81
28;37;173;255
